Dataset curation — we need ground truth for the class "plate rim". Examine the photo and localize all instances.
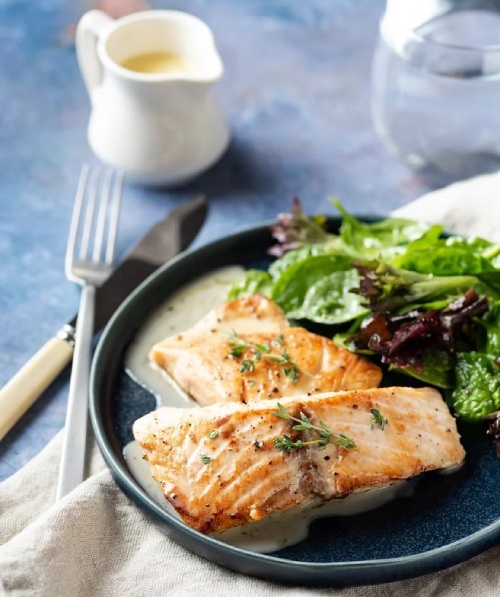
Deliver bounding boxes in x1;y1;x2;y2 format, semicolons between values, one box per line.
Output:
90;217;500;587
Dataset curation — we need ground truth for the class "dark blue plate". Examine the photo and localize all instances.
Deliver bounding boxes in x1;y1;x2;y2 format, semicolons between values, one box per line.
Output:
90;218;500;587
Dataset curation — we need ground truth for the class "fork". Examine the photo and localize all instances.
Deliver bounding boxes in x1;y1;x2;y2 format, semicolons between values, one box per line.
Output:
56;165;123;500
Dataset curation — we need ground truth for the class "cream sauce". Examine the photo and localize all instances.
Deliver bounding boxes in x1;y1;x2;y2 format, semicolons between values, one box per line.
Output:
123;439;415;553
125;266;245;408
121;51;190;74
123;266;418;553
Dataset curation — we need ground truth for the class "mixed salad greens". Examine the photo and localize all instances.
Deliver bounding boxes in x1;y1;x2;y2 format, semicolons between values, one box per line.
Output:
228;199;500;453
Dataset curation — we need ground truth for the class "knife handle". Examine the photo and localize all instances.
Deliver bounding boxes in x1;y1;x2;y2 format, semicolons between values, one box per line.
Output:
0;326;75;440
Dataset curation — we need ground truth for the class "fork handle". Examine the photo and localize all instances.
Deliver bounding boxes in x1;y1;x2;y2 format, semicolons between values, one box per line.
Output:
56;284;95;500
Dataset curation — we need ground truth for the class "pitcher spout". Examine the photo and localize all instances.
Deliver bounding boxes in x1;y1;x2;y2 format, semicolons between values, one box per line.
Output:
99;10;224;84
183;42;223;84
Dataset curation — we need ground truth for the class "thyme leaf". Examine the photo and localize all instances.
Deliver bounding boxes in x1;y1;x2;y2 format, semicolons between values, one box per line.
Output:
227;331;300;381
273;334;285;347
284;367;299;382
207;429;219;439
200;454;212;464
272;402;356;452
370;408;388;430
240;359;255;373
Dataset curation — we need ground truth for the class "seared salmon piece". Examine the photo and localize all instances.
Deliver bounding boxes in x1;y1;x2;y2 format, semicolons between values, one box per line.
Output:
133;387;465;534
149;294;382;405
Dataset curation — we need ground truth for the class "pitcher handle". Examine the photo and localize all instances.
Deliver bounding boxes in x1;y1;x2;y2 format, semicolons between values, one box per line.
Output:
76;10;114;99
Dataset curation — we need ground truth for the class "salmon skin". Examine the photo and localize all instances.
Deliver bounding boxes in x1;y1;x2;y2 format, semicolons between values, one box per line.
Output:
133;387;465;534
149;294;382;405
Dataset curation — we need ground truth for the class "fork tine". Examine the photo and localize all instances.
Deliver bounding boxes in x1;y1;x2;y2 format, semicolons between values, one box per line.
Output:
65;165;89;275
92;168;113;262
104;170;124;264
79;166;100;260
65;166;123;285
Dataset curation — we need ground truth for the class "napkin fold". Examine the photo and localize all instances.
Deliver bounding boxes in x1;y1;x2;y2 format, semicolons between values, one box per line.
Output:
2;172;500;597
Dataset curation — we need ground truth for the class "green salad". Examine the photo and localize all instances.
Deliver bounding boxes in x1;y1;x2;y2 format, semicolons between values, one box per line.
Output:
228;199;500;448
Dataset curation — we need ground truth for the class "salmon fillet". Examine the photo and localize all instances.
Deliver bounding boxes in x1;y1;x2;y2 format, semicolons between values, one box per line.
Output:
133;387;465;534
149;294;382;405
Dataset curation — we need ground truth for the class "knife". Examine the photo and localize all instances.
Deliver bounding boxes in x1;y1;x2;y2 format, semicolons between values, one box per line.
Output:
0;195;208;440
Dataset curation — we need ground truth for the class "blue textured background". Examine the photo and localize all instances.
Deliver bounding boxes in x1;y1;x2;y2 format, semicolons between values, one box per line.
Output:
0;0;434;480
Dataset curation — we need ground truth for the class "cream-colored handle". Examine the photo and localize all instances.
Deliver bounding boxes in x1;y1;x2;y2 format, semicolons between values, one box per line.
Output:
0;337;74;440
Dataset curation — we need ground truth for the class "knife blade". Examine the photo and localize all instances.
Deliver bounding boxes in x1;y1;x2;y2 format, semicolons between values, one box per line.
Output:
0;195;208;440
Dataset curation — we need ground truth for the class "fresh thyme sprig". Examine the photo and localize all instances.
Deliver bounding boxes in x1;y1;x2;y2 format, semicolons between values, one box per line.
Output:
370;408;388;430
227;331;300;382
272;403;356;452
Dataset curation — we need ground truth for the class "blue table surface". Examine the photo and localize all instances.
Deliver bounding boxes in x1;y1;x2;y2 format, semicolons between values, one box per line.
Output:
0;0;435;481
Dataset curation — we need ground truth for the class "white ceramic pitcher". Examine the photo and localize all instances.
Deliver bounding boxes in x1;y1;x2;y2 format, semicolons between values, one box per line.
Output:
76;10;229;186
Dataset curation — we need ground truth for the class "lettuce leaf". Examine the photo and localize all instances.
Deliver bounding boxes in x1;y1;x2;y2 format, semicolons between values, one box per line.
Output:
227;269;272;300
452;352;500;421
287;269;368;325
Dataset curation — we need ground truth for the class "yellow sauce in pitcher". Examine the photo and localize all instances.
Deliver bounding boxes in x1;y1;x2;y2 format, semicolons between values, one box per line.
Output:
121;52;189;74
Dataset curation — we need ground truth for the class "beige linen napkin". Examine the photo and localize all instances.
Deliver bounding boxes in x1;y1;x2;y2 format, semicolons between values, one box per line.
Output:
2;172;500;597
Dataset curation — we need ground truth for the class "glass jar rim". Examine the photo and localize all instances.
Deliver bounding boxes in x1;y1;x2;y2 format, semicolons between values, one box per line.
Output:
405;17;500;53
